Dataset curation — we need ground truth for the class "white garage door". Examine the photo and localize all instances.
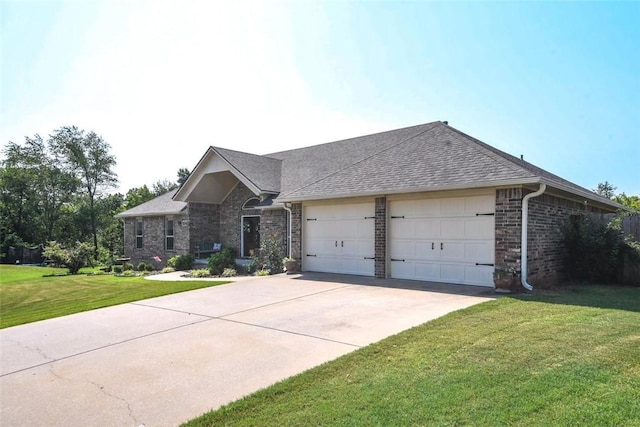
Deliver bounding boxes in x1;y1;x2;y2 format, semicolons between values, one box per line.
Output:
389;195;495;286
304;203;375;276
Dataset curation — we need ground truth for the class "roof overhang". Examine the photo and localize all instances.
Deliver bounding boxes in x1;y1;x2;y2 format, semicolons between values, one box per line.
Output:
276;177;622;212
173;147;261;203
116;208;187;219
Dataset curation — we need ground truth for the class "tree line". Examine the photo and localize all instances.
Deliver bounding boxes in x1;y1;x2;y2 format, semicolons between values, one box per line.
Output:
0;126;189;264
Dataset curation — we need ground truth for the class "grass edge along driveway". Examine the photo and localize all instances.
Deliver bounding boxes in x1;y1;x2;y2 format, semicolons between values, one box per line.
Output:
0;265;229;328
185;285;640;427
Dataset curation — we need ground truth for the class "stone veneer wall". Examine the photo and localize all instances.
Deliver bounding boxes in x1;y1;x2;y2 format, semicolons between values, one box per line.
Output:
495;187;608;290
123;214;188;267
290;203;302;260
260;209;288;257
375;197;387;278
187;202;220;254
219;183;260;254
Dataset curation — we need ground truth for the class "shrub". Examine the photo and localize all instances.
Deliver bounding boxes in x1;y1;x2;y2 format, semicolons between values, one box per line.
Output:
122;262;134;271
222;268;237;277
256;268;270;276
161;266;175;274
43;241;93;275
137;262;150;272
562;213;631;283
190;268;211;278
122;269;137;277
144;262;154;272
251;237;283;275
113;265;123;274
208;247;236;275
168;254;195;271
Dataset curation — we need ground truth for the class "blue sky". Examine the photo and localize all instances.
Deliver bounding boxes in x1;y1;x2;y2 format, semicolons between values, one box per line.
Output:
1;0;638;195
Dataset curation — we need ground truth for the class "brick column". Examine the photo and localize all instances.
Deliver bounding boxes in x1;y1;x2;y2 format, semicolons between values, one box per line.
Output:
290;203;302;260
375;197;387;278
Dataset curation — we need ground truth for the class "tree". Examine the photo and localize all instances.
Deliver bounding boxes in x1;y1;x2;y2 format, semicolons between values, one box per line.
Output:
177;167;190;186
124;185;154;209
152;179;178;196
594;181;617;199
1;134;77;245
614;193;640;212
51;126;118;257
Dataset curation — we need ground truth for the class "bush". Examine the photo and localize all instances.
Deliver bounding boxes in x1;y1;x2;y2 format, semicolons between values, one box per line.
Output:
43;241;93;275
122;262;134;271
113;265;123;274
137;262;150;272
251;237;283;275
190;268;211;278
562;213;631;283
161;266;175;274
222;268;237;277
256;268;270;276
208;247;236;275
167;254;195;271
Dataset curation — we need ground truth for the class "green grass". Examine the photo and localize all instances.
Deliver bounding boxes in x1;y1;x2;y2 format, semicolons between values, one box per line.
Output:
185;285;640;427
0;265;230;328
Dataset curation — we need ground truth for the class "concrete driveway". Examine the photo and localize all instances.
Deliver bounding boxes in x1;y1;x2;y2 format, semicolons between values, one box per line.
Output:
0;272;495;426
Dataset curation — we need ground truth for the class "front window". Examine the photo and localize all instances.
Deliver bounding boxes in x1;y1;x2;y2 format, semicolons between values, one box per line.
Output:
166;218;174;251
135;218;143;249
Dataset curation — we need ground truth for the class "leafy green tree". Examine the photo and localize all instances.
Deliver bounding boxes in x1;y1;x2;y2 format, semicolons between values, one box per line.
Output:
51;126;118;257
152;179;178;196
124;185;154;209
43;241;93;274
594;181;617;199
177;167;190;186
614;193;640;212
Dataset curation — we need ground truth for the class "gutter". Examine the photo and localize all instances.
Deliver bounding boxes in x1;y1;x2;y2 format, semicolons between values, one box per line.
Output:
521;183;546;291
283;203;293;258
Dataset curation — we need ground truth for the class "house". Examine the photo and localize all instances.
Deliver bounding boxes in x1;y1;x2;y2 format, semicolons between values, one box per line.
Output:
117;121;619;290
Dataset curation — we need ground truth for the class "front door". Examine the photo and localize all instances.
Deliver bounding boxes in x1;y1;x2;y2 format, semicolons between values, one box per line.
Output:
242;216;260;257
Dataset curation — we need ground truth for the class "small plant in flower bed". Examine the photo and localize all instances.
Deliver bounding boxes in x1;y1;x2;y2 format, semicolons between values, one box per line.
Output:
256;269;270;276
189;268;211;278
221;268;237;277
161;266;175;274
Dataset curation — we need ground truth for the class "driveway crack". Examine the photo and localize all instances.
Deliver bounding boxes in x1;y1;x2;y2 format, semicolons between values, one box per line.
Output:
88;380;140;426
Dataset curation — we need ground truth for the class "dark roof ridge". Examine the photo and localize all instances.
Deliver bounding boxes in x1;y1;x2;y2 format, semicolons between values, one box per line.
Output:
266;121;440;157
279;122;440;198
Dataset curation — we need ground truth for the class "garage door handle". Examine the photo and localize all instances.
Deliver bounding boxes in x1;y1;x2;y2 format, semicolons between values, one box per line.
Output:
432;242;434;250
391;215;405;219
476;213;495;216
391;258;405;262
440;243;443;250
364;257;375;260
476;263;494;266
306;254;317;257
341;241;344;247
335;241;337;247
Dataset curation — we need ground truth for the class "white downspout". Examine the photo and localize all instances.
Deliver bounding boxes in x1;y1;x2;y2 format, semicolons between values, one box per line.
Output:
521;183;546;291
283;204;292;258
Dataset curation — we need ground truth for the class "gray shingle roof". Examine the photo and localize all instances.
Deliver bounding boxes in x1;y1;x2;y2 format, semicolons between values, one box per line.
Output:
213;147;281;193
116;190;187;218
268;121;616;207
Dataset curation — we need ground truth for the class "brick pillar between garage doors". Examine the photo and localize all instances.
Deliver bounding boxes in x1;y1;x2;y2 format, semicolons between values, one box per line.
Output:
375;197;387;278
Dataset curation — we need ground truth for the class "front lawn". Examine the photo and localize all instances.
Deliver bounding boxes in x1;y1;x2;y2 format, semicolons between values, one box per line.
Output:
0;265;230;328
185;285;640;426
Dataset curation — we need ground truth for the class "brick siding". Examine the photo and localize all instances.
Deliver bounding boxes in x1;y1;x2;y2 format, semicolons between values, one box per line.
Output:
123;214;188;267
219;184;260;253
495;187;608;290
187;202;219;254
290;203;302;260
260;209;288;257
375;197;386;278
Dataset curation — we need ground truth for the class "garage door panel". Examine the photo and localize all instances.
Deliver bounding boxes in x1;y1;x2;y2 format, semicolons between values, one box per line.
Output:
464;218;494;239
304;202;374;277
390;194;495;287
